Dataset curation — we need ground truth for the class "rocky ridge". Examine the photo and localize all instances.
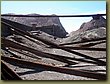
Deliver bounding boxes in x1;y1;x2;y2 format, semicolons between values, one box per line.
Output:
63;16;106;43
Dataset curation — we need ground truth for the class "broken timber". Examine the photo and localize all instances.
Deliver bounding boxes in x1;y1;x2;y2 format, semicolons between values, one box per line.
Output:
1;38;105;65
59;46;106;51
7;47;99;65
1;56;106;80
1;38;77;65
1;60;22;80
59;37;106;46
1;19;106;66
1;14;106;80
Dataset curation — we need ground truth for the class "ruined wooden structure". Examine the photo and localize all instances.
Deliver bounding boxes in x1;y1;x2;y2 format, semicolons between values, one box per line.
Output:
1;14;106;80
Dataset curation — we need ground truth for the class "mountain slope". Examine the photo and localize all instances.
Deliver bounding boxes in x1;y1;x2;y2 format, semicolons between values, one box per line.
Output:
63;16;106;43
2;13;68;38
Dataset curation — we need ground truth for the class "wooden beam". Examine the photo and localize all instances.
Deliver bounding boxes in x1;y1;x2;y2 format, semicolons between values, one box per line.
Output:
59;37;106;46
1;14;106;17
1;61;22;80
59;46;106;51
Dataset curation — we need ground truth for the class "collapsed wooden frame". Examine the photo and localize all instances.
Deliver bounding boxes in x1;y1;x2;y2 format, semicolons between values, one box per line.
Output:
1;19;106;66
1;56;106;80
1;17;107;80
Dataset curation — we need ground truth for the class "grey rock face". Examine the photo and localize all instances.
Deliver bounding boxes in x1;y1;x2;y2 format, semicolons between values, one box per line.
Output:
63;16;106;43
79;16;106;32
2;14;68;38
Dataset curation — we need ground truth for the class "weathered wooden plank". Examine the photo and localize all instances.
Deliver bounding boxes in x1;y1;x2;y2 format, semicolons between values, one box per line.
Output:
59;37;106;46
59;46;106;51
1;61;22;80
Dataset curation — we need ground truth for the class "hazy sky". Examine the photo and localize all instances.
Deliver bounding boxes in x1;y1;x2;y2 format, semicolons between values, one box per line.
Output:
1;1;106;33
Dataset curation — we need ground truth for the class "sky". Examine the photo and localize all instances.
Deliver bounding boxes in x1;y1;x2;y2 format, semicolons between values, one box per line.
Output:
1;1;106;33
